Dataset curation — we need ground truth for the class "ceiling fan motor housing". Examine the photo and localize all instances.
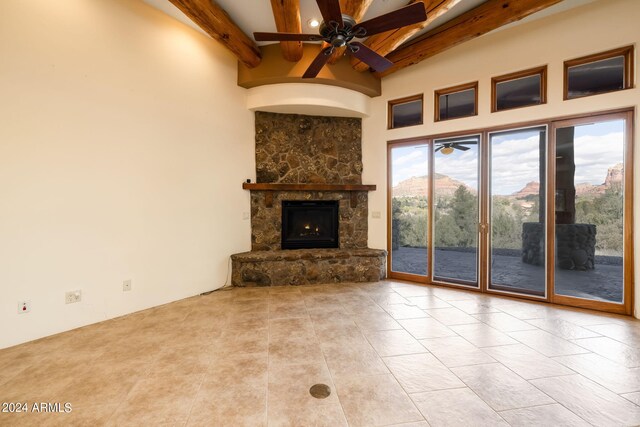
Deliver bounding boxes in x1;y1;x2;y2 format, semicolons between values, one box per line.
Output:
320;14;357;47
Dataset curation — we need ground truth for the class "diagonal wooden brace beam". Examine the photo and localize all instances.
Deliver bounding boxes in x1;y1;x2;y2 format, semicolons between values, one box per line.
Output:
376;0;562;77
169;0;262;68
351;0;458;72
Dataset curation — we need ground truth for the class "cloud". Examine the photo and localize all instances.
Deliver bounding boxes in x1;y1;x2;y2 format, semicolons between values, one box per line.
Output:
390;127;624;194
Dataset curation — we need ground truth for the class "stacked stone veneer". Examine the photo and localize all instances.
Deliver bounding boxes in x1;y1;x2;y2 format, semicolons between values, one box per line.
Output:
232;112;386;287
522;222;596;270
255;111;362;184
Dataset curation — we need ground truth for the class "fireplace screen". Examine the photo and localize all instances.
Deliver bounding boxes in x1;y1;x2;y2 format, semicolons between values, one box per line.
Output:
281;201;339;249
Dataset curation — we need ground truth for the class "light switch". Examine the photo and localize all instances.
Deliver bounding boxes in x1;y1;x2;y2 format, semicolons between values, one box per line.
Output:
242;212;250;220
372;211;381;219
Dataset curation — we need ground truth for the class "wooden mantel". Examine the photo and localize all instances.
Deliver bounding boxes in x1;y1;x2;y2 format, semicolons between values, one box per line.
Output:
242;182;376;208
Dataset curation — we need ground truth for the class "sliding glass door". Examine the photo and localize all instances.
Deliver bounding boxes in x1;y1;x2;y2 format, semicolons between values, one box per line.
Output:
389;141;429;279
387;110;633;314
488;127;547;297
551;115;632;312
433;135;480;287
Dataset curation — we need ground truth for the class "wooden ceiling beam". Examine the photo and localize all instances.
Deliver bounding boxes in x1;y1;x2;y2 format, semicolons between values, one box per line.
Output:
270;0;303;62
376;0;563;77
326;0;374;64
169;0;261;68
351;0;458;72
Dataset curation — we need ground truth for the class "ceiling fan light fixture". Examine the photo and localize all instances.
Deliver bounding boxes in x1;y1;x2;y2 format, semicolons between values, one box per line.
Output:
441;146;455;155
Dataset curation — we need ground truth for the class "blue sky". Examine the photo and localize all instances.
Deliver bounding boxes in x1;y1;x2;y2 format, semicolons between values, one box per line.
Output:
392;119;625;195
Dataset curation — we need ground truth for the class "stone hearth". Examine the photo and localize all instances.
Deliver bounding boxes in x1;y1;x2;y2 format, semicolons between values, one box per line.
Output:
231;249;386;287
231;111;386;287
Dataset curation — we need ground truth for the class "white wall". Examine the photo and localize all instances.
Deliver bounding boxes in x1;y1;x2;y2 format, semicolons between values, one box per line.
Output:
362;0;639;316
0;0;254;348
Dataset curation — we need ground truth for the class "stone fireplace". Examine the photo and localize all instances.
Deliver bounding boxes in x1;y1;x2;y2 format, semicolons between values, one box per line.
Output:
230;112;386;287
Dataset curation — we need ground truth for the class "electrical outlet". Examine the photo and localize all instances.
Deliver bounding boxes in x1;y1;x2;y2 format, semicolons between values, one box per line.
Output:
242;211;250;220
18;301;31;314
123;279;132;292
65;290;82;304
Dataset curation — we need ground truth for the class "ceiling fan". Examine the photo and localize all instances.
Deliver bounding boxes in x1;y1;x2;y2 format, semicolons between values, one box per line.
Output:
253;0;427;78
435;140;478;155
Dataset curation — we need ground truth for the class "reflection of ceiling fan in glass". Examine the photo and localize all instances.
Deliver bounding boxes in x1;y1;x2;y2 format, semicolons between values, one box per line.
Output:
435;140;478;155
253;0;427;78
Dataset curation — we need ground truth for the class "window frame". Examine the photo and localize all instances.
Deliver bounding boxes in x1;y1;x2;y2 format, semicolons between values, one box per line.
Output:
434;81;478;122
387;94;424;129
491;65;547;113
563;45;634;100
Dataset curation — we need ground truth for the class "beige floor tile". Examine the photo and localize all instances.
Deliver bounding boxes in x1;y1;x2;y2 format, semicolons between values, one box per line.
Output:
584;322;640;347
508;329;589;357
363;329;427;357
269;300;309;319
334;373;423;426
268;401;348;427
572;336;640;367
494;301;554;320
384;303;429;320
532;374;640;426
498;403;590;426
411;388;509;427
312;318;364;343
451;363;554;411
419;336;495;367
390;422;431;427
205;352;268;389
146;344;214;378
450;323;518;347
322;339;390;377
187;383;267;427
352;311;403;332
111;373;204;426
548;309;630;327
2;281;638;427
429;287;480;302
553;352;640;393
423;307;480;326
211;328;269;356
393;286;434;297
405;295;452;309
526;318;602;340
621;391;640;405
482;344;574;379
473;312;539;332
371;292;411;307
269;316;316;340
399;317;457;340
448;299;501;315
268;335;325;367
383;353;465;393
56;362;145;408
267;362;347;426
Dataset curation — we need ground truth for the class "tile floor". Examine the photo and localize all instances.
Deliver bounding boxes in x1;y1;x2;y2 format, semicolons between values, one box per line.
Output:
1;280;640;426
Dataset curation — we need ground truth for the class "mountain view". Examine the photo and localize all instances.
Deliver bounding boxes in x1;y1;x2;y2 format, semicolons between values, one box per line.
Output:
392;164;624;255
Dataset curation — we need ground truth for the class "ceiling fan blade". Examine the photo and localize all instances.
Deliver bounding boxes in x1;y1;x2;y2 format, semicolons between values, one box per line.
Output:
348;42;393;73
455;145;471;151
316;0;343;27
254;32;322;42
353;3;427;37
302;47;333;78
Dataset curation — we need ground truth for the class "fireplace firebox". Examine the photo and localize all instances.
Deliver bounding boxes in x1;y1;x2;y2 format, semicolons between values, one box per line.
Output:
281;200;339;249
